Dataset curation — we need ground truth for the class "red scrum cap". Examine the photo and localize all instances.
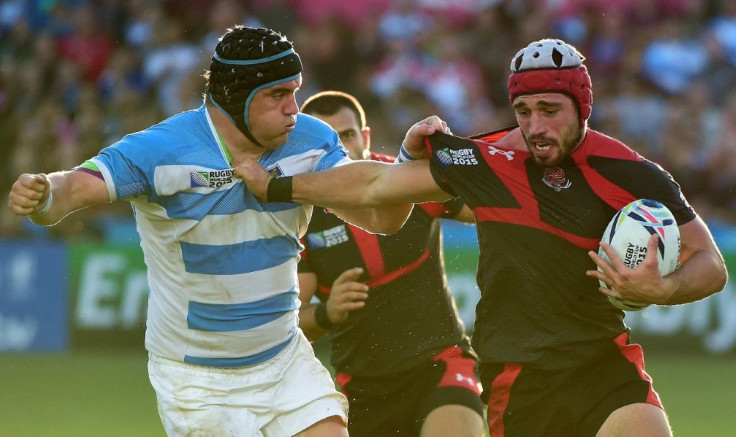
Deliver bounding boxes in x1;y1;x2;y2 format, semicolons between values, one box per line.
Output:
507;39;593;128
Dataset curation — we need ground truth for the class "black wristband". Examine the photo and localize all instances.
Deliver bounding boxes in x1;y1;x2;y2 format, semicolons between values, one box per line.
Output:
314;302;335;330
267;176;293;202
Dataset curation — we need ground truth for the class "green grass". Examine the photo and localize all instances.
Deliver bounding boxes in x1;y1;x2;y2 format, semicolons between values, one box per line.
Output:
0;350;162;437
645;351;736;437
0;349;733;436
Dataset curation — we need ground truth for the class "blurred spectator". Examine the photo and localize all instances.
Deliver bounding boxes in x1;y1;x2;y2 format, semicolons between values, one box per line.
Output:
699;29;736;108
707;0;736;67
2;0;736;240
56;4;113;83
640;17;708;95
702;90;736;221
141;15;200;116
421;32;489;135
378;0;434;44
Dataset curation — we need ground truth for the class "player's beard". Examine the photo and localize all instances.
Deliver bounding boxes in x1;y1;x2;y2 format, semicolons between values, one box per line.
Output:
524;122;583;168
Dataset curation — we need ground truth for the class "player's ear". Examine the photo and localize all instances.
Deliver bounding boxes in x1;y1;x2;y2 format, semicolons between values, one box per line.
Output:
362;126;371;151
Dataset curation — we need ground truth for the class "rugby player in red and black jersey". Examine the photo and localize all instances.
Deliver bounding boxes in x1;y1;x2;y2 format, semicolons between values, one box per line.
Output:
296;91;484;437
236;41;728;437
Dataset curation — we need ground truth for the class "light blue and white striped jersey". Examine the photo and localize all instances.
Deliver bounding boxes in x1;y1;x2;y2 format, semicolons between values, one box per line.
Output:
89;105;350;367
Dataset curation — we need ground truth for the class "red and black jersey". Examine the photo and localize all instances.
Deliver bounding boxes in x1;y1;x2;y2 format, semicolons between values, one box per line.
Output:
299;152;472;377
425;129;696;369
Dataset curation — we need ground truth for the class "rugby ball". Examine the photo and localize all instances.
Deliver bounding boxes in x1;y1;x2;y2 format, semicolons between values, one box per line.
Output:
598;199;680;311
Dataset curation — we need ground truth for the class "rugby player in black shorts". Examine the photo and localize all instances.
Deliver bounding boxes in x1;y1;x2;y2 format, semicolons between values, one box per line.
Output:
296;91;485;437
237;39;727;437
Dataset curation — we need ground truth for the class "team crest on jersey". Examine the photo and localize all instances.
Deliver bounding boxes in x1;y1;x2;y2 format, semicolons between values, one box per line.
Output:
190;169;234;188
307;225;349;249
267;165;285;178
542;167;572;192
434;148;478;167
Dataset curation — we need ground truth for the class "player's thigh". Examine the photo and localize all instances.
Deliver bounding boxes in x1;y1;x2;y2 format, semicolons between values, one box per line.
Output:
148;354;263;436
596;403;672;437
421;404;485;437
264;331;348;436
294;415;348;437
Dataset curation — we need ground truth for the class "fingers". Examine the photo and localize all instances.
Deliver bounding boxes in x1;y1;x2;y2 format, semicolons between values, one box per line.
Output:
325;268;369;324
332;268;369;304
644;234;661;267
233;158;269;200
8;173;49;215
333;267;365;285
418;116;451;135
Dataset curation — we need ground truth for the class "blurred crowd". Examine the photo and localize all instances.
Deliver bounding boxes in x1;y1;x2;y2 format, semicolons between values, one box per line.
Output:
1;0;735;241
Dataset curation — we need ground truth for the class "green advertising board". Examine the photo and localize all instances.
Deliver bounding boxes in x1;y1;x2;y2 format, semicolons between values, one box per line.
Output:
64;223;736;354
68;243;148;347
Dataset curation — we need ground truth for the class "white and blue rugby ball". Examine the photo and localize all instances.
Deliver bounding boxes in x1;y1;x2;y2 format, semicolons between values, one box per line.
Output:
598;199;680;311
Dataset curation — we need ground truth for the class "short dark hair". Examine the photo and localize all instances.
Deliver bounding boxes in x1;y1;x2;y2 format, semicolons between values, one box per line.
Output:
300;91;366;129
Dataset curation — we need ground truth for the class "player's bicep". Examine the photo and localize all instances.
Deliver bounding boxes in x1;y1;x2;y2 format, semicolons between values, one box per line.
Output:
678;216;721;263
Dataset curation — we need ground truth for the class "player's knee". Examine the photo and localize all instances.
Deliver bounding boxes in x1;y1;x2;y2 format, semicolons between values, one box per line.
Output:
421;405;485;437
597;403;672;437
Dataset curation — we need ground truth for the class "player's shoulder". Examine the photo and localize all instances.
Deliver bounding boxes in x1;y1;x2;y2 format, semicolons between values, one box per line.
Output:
581;129;643;162
99;110;207;168
117;108;206;149
294;113;339;144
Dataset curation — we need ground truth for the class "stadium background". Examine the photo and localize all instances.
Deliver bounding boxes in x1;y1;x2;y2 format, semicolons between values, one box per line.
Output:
1;0;735;435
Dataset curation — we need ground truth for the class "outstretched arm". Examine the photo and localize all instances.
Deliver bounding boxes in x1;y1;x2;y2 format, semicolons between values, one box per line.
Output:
8;171;110;225
235;116;454;233
236;158;452;233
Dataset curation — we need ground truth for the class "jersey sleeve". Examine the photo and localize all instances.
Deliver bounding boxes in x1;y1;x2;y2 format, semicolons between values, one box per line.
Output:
314;129;351;171
588;155;697;225
425;133;470;197
87;133;156;202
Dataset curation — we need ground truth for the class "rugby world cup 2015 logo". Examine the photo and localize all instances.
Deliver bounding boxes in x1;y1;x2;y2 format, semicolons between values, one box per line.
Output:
307;225;349;249
434;148;478;167
190;169;234;188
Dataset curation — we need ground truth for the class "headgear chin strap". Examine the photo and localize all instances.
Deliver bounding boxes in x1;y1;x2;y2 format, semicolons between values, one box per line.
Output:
207;26;303;146
507;39;592;128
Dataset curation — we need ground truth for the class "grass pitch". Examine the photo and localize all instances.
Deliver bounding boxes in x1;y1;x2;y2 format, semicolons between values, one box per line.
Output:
0;348;733;436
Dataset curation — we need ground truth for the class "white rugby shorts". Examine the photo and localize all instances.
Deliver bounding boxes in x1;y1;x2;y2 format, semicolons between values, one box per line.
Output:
148;331;348;436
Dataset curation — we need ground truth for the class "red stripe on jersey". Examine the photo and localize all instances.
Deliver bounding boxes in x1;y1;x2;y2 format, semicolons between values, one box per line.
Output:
433;346;481;394
472;139;601;250
348;226;385;277
418;201;449;217
336;372;352;397
474;206;601;250
573;155;637;211
613;332;663;408
488;363;523;437
317;249;431;293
